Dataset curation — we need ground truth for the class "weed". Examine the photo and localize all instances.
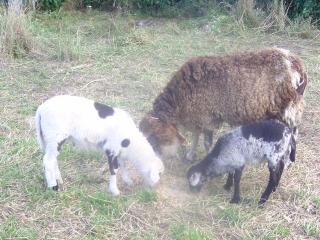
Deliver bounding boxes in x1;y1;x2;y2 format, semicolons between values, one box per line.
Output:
0;216;37;239
170;224;212;240
313;196;320;209
82;191;125;219
0;0;32;58
302;222;320;238
217;206;251;227
262;224;291;239
135;187;157;203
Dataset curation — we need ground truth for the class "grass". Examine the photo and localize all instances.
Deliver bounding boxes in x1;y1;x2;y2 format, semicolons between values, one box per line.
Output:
0;8;319;239
302;222;320;238
0;216;37;240
0;0;33;58
170;224;213;240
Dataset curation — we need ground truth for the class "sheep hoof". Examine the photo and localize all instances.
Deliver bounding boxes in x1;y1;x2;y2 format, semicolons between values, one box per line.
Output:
109;188;120;196
230;197;240;204
52;185;59;191
258;198;267;205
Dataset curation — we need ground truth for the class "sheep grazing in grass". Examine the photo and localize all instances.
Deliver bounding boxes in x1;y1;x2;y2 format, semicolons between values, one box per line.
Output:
35;95;164;195
187;120;296;204
140;48;307;161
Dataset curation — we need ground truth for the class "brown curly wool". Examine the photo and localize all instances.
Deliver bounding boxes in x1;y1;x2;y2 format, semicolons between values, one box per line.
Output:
140;48;307;157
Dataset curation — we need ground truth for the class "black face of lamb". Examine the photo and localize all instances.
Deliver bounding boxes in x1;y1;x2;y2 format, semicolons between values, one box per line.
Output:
241;120;285;143
105;150;118;175
187;166;207;192
259;160;284;204
94;102;114;118
189;182;203;193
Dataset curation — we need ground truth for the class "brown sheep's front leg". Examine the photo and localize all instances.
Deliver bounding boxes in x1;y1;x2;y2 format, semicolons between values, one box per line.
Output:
184;131;200;162
204;130;213;152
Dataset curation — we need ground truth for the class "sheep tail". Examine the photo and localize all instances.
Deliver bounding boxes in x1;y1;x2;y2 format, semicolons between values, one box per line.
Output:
35;110;45;152
289;134;296;162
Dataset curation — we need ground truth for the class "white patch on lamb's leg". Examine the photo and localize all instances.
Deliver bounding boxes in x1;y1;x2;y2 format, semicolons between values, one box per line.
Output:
185;131;200;161
43;146;59;189
108;175;120;195
55;164;63;184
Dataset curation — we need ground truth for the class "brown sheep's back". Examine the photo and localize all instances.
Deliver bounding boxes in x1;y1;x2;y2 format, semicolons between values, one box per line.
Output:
152;48;305;131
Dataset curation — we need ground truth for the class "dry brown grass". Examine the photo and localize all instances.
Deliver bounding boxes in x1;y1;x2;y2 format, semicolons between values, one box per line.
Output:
0;0;33;58
0;10;319;240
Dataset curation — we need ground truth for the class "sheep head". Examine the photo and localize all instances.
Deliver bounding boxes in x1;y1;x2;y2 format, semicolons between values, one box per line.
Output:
187;165;207;192
143;157;164;187
139;114;185;158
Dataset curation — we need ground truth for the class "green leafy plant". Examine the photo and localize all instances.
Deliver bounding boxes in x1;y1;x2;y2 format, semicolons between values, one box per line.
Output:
287;0;320;23
38;0;65;11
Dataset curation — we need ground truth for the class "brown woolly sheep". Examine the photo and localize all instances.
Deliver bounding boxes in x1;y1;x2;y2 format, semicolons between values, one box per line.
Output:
140;48;307;160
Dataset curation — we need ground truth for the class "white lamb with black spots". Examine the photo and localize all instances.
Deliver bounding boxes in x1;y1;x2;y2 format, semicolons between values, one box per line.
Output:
35;95;164;195
187;120;296;204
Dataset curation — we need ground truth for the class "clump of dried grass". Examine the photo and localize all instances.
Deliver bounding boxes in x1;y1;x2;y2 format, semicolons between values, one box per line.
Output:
0;0;32;58
259;0;290;31
233;0;260;28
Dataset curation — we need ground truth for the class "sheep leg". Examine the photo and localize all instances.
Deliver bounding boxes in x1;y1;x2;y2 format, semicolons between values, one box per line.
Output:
224;172;234;191
204;130;213;152
230;167;244;204
118;158;133;186
259;162;283;204
55;139;67;184
106;151;120;195
43;145;60;190
273;160;284;191
185;131;200;162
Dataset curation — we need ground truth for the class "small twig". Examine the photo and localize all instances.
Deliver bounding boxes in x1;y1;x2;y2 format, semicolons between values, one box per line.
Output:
70;79;105;95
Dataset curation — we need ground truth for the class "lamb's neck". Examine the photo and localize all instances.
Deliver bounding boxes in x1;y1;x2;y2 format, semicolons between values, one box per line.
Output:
200;156;221;178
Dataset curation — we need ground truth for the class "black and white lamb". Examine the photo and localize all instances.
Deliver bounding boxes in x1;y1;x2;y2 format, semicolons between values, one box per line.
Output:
187;119;296;204
35;95;164;195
